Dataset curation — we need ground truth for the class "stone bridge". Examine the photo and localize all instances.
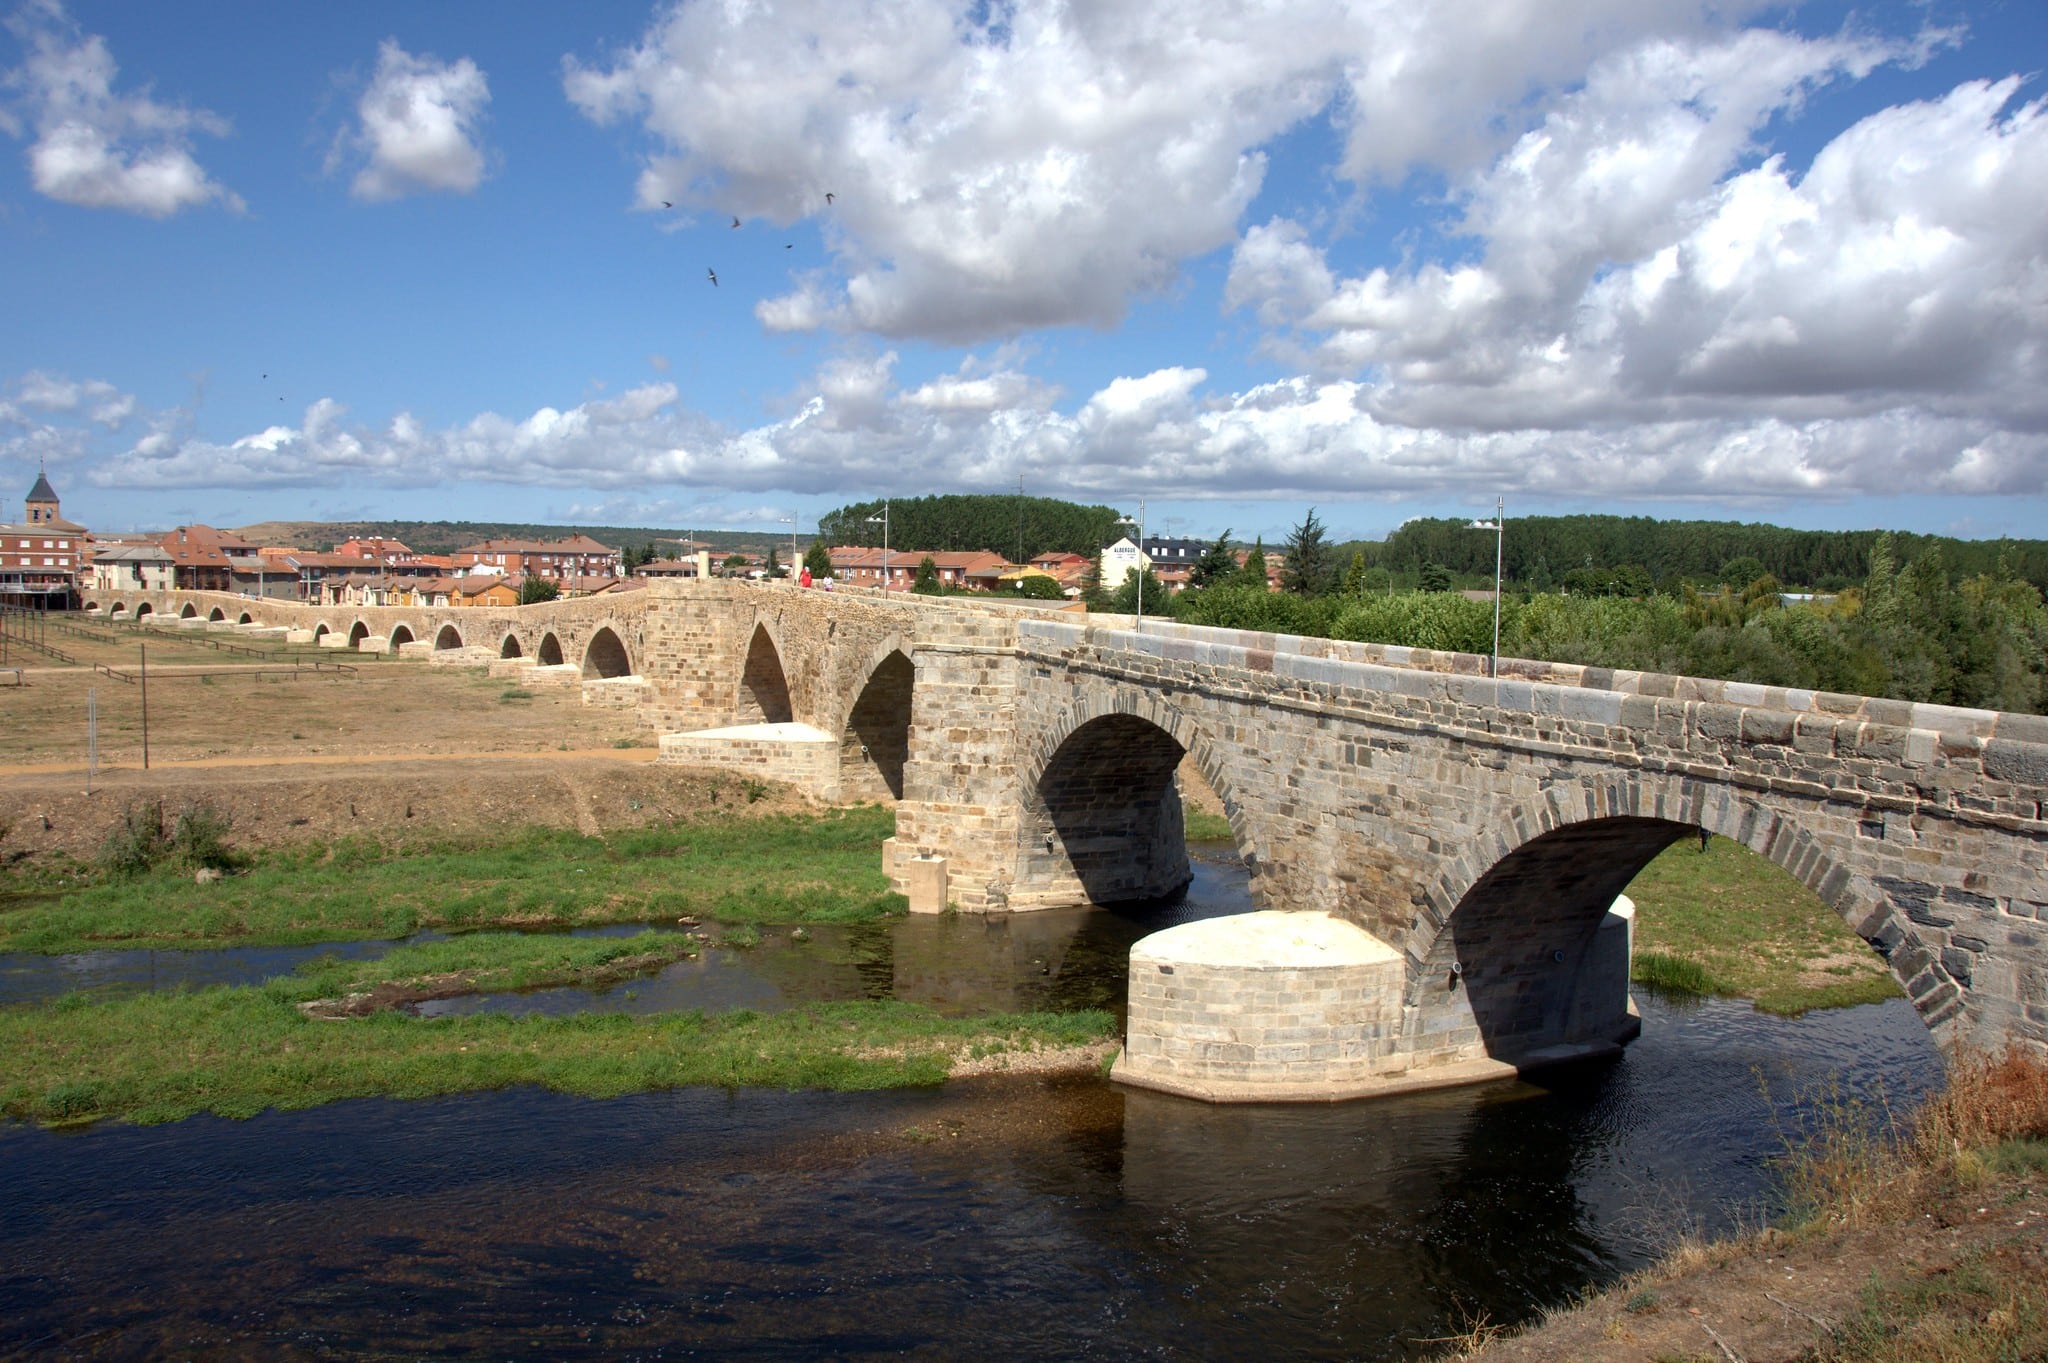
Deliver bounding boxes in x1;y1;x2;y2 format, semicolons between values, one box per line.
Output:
84;582;2048;1100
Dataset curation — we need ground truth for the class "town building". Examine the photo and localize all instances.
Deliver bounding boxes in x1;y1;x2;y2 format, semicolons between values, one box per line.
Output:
2;468;88;607
451;535;621;581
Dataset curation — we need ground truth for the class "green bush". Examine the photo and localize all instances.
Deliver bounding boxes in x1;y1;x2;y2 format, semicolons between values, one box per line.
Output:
95;799;236;878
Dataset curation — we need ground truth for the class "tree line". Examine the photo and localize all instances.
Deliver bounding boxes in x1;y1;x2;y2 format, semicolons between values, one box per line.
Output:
815;494;1127;561
1150;521;2048;716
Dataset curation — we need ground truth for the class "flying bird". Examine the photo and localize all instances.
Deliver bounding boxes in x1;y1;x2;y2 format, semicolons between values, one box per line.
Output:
661;200;672;208
707;267;718;287
825;192;834;205
730;215;742;229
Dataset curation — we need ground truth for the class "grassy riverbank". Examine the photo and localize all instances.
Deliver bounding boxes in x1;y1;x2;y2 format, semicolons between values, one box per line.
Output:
0;804;905;954
1;989;1115;1126
1625;834;1901;1015
0;800;1117;1126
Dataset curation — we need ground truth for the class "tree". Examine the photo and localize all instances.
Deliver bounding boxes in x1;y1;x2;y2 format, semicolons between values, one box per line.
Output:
1419;561;1453;592
519;577;560;604
1008;573;1066;600
803;542;833;581
721;554;748;577
913;555;942;594
1341;549;1369;596
1282;507;1335;596
1237;539;1269;590
1188;530;1237;591
765;546;782;579
1108;565;1168;616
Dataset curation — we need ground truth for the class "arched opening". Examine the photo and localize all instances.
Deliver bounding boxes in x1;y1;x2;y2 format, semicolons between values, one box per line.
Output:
1026;713;1190;904
86;601;102;613
1412;808;1917;1071
536;633;564;666
499;633;523;659
738;624;793;724
180;603;197;619
347;621;369;648
842;650;913;801
389;624;416;650
135;603;152;618
313;621;329;639
237;612;252;625
108;602;125;617
580;626;632;679
207;607;225;622
434;624;463;651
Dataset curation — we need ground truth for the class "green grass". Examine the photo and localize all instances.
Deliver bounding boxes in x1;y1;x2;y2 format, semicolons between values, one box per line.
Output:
1184;809;1234;842
0;806;906;954
0;993;1116;1126
285;928;698;1004
1626;836;1902;1015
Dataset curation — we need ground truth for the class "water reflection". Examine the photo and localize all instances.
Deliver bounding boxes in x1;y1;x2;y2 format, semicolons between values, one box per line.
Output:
0;991;1944;1360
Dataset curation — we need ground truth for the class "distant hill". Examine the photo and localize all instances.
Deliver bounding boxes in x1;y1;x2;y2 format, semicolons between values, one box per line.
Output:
227;520;805;558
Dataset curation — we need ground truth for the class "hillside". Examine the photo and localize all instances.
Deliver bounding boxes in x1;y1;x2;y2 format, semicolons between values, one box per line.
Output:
227;520;807;558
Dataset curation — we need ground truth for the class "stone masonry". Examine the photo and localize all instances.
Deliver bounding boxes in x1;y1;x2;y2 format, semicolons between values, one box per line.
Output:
89;583;2048;1088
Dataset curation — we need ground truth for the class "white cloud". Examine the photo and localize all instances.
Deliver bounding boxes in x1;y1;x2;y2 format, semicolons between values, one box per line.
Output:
0;0;242;216
336;39;491;201
563;0;1792;345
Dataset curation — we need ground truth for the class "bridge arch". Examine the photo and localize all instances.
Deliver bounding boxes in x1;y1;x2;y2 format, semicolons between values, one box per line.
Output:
839;641;914;801
134;602;152;618
499;632;523;659
208;606;226;622
536;632;564;666
738;622;793;724
434;623;464;651
1406;779;1950;1056
108;601;125;616
1017;689;1246;907
580;625;633;679
180;603;197;619
389;623;416;650
347;620;370;648
237;611;253;625
312;620;330;639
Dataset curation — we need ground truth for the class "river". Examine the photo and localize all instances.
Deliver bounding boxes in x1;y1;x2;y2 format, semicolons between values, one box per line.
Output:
0;849;1944;1360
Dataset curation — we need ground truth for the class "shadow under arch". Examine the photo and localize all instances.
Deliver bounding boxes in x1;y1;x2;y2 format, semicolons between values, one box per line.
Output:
237;612;252;625
389;624;417;650
135;602;151;617
1018;691;1249;907
180;603;197;619
536;632;564;666
434;623;463;651
581;625;632;679
841;645;913;800
108;601;125;616
1406;782;1947;1063
499;633;523;659
739;622;793;724
207;606;225;622
347;621;369;648
312;620;329;638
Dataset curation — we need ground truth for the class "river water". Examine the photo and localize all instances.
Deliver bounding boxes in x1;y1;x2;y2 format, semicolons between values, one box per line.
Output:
0;849;1945;1360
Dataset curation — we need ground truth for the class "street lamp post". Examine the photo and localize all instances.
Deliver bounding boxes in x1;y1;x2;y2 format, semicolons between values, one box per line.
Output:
1466;496;1504;678
867;501;890;593
1117;498;1146;634
778;516;796;582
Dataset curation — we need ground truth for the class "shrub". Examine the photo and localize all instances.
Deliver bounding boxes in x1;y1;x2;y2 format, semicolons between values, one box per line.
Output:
95;798;236;877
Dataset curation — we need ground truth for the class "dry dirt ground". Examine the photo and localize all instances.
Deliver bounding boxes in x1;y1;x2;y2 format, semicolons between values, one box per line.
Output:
1453;1172;2048;1362
0;647;806;865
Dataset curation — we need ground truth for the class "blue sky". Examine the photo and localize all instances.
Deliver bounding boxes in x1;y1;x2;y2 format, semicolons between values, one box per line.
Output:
3;0;2045;548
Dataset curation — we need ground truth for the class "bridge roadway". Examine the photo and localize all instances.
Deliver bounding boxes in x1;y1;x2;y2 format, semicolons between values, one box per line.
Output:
85;582;2048;1100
